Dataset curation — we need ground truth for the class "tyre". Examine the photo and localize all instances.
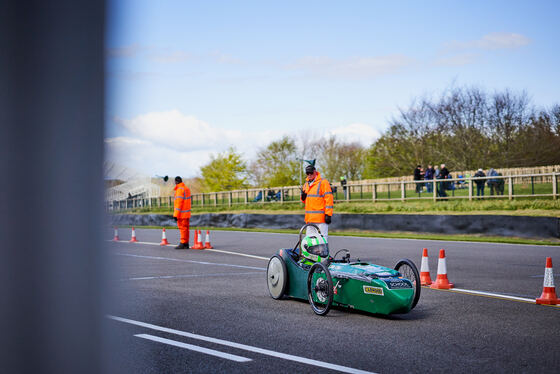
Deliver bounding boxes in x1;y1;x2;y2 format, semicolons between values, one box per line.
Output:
307;262;333;316
267;255;287;299
395;258;421;310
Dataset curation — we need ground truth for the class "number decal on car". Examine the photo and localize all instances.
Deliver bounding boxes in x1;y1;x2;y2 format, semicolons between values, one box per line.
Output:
363;286;384;296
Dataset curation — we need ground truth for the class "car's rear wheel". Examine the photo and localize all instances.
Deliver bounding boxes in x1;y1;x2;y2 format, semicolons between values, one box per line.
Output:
307;262;333;316
395;258;421;309
267;255;287;299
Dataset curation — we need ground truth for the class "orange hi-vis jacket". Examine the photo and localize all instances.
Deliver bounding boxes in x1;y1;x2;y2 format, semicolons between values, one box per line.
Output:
302;172;333;223
174;182;191;219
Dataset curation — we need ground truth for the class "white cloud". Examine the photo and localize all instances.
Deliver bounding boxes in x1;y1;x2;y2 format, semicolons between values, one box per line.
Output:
435;32;530;67
286;55;413;78
447;32;531;51
105;136;213;178
150;50;192;63
114;110;240;151
106;111;381;178
107;110;285;177
326;123;381;146
434;53;480;67
209;51;244;65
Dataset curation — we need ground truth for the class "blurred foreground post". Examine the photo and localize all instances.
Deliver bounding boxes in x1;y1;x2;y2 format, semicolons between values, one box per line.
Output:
0;1;108;373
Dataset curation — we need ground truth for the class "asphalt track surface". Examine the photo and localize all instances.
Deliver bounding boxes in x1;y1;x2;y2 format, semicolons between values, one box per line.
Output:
106;228;560;373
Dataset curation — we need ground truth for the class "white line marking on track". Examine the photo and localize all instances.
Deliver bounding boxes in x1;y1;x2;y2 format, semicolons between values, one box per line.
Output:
114;252;266;271
135;334;252;362
110;240;269;260
109;315;377;374
205;248;268;260
124;271;262;281
427;287;560;307
448;288;535;303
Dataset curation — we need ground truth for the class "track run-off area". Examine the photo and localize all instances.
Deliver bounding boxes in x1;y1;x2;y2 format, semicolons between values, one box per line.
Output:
106;228;560;373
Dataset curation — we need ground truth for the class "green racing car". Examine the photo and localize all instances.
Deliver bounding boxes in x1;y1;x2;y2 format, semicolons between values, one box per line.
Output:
266;224;421;316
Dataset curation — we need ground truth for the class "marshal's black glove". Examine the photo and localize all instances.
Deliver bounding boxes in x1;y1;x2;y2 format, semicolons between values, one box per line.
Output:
174;217;178;222
325;215;331;224
301;192;307;201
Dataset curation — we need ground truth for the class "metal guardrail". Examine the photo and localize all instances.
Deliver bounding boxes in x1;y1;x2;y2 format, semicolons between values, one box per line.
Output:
105;172;559;212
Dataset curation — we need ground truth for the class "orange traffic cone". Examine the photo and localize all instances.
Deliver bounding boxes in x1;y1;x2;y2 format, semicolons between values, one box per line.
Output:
129;227;138;242
536;257;559;305
204;230;213;249
430;249;454;289
420;248;432;286
113;227;119;241
160;228;169;246
192;229;204;249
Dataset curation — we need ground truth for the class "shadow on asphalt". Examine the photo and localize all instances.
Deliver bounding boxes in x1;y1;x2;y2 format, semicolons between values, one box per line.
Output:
279;297;430;321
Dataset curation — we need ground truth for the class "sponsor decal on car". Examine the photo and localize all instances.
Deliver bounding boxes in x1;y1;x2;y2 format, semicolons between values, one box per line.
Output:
375;272;394;277
363;285;384;296
383;279;412;289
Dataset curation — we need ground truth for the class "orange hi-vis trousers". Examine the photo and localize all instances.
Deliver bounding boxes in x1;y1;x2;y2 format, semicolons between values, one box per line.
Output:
177;218;190;244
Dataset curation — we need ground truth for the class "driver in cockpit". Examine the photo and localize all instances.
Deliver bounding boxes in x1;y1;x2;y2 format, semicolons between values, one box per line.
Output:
300;234;329;266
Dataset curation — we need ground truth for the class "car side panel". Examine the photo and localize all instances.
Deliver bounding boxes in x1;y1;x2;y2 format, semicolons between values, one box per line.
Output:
280;249;309;300
332;277;413;315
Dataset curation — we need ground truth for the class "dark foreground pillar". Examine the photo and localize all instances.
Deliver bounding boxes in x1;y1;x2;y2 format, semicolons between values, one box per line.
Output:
0;1;107;372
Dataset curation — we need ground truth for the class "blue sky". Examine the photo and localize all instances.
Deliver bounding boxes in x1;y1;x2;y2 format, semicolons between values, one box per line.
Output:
105;0;560;179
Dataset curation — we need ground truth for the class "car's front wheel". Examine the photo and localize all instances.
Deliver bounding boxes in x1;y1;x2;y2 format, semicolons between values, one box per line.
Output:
267;255;287;299
307;262;333;316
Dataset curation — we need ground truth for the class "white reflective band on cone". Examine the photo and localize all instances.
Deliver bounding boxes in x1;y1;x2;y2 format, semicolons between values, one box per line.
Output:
437;258;447;275
421;256;430;272
543;268;555;287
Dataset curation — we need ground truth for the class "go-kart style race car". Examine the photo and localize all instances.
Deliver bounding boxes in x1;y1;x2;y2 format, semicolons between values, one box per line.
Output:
266;224;421;316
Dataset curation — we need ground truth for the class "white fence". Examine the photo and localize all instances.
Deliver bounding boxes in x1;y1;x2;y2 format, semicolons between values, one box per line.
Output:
106;172;559;212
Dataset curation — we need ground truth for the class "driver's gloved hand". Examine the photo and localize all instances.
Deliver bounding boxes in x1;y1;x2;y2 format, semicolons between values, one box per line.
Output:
301;192;307;201
174;217;178;222
325;215;331;224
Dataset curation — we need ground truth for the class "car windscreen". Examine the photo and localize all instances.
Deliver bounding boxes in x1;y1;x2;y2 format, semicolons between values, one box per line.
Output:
308;243;329;258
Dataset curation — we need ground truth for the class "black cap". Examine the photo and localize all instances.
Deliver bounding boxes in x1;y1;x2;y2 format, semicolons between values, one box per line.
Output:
305;165;316;174
175;176;182;183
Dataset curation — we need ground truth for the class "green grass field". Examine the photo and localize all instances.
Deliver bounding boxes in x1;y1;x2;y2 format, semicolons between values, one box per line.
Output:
124;198;560;217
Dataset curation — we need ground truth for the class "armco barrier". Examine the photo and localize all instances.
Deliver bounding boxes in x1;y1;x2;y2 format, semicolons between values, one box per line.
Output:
110;214;560;239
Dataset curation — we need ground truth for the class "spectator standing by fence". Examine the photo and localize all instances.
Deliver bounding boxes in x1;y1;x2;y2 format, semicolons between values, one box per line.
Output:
488;168;499;196
424;165;434;193
440;164;449;185
496;172;505;195
474;168;486;199
340;176;347;199
414;165;423;193
437;164;449;198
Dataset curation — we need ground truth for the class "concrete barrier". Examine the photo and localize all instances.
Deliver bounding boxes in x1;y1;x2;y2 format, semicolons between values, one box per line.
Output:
110;213;560;239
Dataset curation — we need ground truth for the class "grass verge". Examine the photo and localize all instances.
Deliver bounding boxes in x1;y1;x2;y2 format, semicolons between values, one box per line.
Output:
119;199;560;217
